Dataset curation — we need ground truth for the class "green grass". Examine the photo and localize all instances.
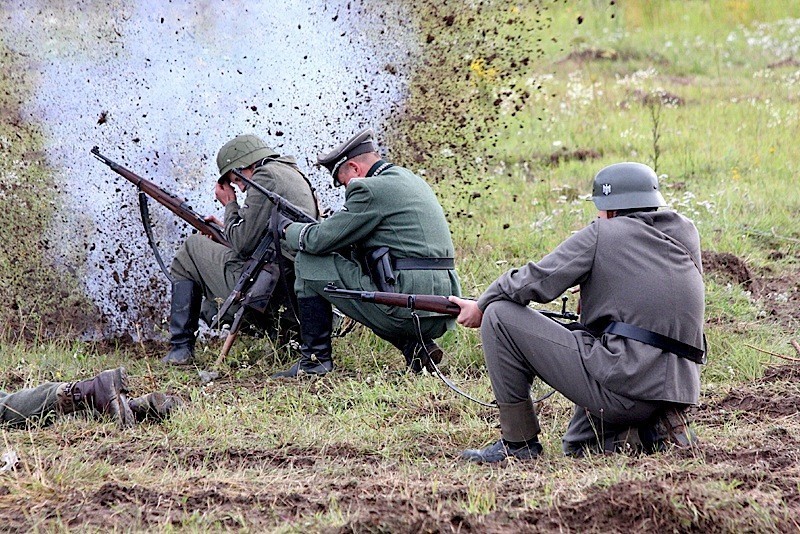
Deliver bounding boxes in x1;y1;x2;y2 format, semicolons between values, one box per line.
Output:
2;0;800;531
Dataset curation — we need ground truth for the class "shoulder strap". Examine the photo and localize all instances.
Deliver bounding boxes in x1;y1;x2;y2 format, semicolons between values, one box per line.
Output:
255;156;323;220
660;231;703;275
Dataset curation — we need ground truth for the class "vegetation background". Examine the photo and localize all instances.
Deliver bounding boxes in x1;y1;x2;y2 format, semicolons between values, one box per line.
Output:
1;0;800;531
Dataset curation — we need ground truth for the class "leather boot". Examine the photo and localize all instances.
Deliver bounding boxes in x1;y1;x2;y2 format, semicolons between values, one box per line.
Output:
57;367;135;427
272;296;334;378
162;280;201;365
461;439;543;463
129;392;183;422
401;338;444;373
639;406;699;453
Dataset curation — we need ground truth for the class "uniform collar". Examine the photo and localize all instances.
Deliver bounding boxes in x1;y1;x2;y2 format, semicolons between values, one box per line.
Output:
366;159;394;177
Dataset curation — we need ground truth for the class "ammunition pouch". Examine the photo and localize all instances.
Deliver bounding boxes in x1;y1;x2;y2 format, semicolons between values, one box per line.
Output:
241;261;281;314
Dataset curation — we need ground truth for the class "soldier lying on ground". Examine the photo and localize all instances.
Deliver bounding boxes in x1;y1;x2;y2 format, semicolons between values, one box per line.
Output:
0;367;181;428
450;162;704;462
274;128;462;377
164;134;320;366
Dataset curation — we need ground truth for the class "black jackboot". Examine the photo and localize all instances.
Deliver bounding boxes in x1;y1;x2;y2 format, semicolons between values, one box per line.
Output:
272;296;334;378
162;280;201;366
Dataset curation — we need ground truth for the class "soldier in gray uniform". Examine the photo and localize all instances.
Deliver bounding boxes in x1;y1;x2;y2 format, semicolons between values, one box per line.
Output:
163;134;319;365
1;367;181;428
451;163;705;462
275;128;461;377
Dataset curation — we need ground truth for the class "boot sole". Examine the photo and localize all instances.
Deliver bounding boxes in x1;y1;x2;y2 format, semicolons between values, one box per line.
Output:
108;368;135;428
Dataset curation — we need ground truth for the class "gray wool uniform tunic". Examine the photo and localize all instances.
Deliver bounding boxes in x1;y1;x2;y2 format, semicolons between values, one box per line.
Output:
284;162;461;341
477;210;704;446
171;156;318;319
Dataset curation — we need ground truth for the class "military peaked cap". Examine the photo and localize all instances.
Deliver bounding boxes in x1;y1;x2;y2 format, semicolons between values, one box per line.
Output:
317;128;378;185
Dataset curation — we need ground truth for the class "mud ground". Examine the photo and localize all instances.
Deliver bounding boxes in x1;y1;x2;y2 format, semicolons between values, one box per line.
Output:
1;361;798;532
703;249;800;328
1;250;797;532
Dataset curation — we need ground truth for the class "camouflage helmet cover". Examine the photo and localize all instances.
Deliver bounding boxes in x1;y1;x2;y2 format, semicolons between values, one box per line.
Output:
591;162;666;211
216;134;277;180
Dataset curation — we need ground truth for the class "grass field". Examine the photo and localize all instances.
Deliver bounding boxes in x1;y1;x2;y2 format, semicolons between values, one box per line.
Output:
2;0;800;531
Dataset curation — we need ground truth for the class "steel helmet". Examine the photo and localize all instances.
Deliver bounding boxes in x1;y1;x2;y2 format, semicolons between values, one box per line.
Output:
216;134;277;179
591;162;666;211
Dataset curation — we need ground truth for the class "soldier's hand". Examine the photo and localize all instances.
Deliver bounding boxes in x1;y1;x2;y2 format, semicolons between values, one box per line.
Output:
204;215;223;227
215;182;237;206
448;296;483;328
275;213;293;238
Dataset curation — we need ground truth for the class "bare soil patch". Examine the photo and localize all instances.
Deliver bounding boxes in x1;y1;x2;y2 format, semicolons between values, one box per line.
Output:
697;363;800;424
703;250;800;327
702;250;758;290
95;441;383;472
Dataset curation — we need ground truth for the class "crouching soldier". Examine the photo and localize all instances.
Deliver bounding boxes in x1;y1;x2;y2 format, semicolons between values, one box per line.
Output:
275;128;461;377
164;134;319;365
450;162;704;462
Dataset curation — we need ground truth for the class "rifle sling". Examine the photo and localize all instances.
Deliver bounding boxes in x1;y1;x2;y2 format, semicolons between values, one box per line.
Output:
410;312;555;408
138;191;173;282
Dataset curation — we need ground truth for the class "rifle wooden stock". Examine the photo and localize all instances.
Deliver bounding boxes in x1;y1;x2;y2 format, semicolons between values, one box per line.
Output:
323;285;580;321
323;286;461;315
91;147;231;248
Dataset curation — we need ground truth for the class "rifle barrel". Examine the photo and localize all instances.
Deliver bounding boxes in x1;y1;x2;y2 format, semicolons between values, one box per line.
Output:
324;286;460;315
92;147;231;248
323;285;579;321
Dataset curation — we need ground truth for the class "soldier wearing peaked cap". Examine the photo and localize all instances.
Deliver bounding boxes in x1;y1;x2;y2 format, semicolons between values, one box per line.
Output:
274;128;462;378
450;162;705;463
163;134;319;366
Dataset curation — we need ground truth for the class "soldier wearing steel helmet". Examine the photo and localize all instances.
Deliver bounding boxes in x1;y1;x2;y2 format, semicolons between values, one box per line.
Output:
450;162;705;463
274;128;461;378
163;134;319;366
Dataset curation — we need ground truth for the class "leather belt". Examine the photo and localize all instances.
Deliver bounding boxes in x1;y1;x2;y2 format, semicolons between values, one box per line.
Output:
393;257;455;270
604;321;706;365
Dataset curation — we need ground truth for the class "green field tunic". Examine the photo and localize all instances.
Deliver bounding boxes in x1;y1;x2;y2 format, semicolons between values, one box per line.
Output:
170;156;318;319
284;162;461;341
0;383;61;427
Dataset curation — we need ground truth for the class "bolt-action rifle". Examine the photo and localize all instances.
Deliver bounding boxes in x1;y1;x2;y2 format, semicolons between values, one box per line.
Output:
324;284;578;407
322;285;579;321
212;168;317;365
91;146;231;279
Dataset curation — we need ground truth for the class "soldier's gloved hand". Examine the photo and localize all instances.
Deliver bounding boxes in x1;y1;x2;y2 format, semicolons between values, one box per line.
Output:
275;213;293;238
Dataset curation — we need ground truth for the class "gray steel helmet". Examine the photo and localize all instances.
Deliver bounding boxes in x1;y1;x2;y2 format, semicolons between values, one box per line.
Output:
591;162;666;211
216;134;277;179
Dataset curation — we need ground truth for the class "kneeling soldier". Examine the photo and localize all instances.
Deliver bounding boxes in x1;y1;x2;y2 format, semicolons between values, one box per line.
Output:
275;128;462;377
450;162;704;462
